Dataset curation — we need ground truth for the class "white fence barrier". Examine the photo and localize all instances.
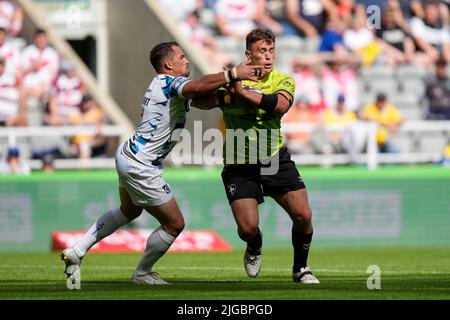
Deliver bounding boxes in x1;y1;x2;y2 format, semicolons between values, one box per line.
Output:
281;120;450;169
0;121;449;170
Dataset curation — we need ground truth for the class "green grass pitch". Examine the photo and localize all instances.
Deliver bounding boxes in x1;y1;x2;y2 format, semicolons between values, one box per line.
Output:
1;247;450;300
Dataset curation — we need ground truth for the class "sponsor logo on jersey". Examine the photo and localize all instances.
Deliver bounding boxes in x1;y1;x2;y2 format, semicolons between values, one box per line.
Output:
277;77;293;88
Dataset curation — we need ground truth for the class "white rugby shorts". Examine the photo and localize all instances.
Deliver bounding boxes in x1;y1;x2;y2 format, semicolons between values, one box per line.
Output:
115;143;173;207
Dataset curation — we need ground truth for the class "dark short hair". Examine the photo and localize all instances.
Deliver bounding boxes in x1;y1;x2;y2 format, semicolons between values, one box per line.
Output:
425;0;439;6
190;10;200;19
149;42;179;72
81;94;94;104
35;28;46;36
376;93;387;102
436;56;447;67
246;28;276;50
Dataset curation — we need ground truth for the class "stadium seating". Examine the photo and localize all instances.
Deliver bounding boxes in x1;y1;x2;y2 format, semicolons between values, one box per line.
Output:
1;0;449;171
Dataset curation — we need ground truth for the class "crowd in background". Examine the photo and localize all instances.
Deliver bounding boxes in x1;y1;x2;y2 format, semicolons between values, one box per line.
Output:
159;0;450;158
1;0;450;173
0;0;109;174
159;0;450;66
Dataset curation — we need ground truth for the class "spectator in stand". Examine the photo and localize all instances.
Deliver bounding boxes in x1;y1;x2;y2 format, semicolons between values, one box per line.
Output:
0;147;30;175
0;27;20;77
442;143;450;166
355;0;387;10
321;55;359;112
0;57;25;126
21;29;59;104
158;0;204;21
333;0;355;25
292;57;326;112
410;0;450;63
392;0;426;19
282;95;331;155
384;0;413;30
406;0;450;21
215;0;284;38
180;10;232;69
41;152;56;173
376;5;432;67
361;93;403;153
215;0;258;39
69;94;109;159
323;95;357;124
204;0;218;9
43;60;86;126
318;18;364;65
265;0;299;35
322;94;360;155
421;57;450;119
286;0;338;39
319;18;346;54
0;0;23;37
343;14;383;66
255;0;285;35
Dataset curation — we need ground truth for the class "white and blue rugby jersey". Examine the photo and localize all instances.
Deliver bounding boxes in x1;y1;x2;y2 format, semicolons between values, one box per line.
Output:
122;74;191;166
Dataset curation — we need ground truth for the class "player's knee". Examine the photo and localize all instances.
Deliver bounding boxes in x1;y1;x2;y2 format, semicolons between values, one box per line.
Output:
166;218;185;237
292;207;312;226
174;219;185;235
120;205;143;220
238;225;259;242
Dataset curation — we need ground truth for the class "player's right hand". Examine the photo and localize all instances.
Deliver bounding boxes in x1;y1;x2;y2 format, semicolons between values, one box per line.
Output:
235;62;266;82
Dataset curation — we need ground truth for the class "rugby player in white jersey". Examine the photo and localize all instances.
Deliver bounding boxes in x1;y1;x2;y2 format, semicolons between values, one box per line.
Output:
61;42;265;286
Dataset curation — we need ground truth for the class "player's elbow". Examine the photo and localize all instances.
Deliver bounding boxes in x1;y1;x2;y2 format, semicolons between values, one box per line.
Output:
191;95;218;110
274;102;291;114
164;218;185;237
182;82;205;99
190;96;204;108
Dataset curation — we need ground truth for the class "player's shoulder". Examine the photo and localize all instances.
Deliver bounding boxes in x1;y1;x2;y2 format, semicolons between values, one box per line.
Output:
157;74;189;85
271;68;295;93
271;68;292;78
155;74;190;99
271;68;294;83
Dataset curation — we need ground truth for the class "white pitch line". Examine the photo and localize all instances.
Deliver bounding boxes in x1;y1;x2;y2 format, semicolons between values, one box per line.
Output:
2;265;450;275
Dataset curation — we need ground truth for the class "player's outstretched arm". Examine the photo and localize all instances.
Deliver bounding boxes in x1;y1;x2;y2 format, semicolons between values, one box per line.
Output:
191;89;238;110
231;81;293;114
190;93;221;110
181;63;265;99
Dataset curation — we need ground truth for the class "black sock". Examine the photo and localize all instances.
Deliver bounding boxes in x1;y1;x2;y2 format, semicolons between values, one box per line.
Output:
246;228;262;255
292;229;313;273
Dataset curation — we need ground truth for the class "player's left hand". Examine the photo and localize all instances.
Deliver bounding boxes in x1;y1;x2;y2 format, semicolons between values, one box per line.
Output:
235;62;266;82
